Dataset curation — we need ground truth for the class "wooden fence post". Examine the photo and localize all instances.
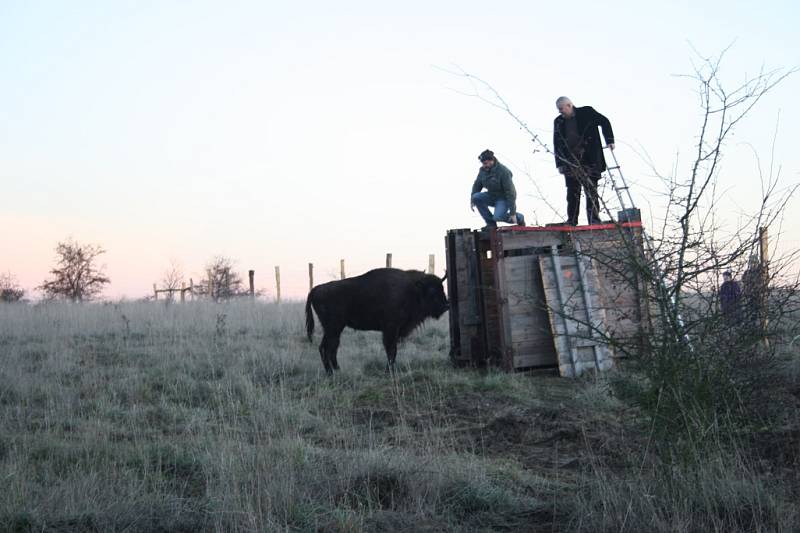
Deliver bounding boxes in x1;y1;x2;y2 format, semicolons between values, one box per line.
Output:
340;259;346;280
386;253;392;268
207;271;213;301
153;283;158;301
180;282;186;302
428;254;435;275
248;270;255;300
189;278;194;301
759;226;770;348
308;263;314;292
275;266;281;304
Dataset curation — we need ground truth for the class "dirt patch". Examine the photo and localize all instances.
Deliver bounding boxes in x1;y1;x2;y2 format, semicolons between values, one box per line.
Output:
436;391;635;473
751;428;800;474
364;510;449;532
481;409;534;447
335;471;410;511
351;407;398;431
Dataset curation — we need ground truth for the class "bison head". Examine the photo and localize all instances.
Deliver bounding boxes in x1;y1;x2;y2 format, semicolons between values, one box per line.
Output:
416;273;449;319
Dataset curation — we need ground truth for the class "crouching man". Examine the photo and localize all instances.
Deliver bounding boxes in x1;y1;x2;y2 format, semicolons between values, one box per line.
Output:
470;149;526;230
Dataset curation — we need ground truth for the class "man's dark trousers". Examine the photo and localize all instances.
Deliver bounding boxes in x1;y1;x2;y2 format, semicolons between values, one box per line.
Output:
565;167;602;226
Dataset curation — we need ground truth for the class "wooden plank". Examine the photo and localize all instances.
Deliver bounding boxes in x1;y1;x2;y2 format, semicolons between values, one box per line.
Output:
446;229;488;366
572;242;614;371
512;343;560;357
478;235;502;364
513;353;559;369
496;231;562;252
445;231;463;362
455;232;477;361
540;251;579;376
509;315;557;339
493;231;514;371
502;254;541;282
275;266;281;303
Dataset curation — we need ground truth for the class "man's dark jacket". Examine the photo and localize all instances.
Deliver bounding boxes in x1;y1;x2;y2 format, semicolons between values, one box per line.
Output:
553;106;615;173
471;160;516;214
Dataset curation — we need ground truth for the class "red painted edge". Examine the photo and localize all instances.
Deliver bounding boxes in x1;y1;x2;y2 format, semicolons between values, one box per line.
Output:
496;221;643;233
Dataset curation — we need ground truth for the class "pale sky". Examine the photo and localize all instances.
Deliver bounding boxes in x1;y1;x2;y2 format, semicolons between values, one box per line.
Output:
2;1;799;299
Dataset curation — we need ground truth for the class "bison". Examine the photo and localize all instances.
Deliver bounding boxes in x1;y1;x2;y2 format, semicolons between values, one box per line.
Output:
305;268;449;373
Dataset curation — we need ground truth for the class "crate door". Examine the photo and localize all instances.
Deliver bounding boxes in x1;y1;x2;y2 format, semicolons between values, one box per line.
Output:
538;249;613;377
445;230;486;365
495;253;558;370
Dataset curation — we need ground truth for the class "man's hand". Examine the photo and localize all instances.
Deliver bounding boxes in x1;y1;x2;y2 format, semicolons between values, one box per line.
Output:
608;143;615;150
470;201;475;212
509;213;517;224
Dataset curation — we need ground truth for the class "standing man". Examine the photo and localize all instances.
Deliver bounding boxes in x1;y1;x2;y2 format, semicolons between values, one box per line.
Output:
719;270;743;324
553;97;615;225
470;149;526;230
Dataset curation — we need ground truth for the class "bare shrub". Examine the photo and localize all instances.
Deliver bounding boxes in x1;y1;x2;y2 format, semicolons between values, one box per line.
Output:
0;272;25;303
161;260;184;292
38;239;110;302
197;256;245;302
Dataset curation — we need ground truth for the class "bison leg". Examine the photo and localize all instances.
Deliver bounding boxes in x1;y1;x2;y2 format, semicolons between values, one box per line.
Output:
327;333;342;371
318;336;333;375
382;328;399;373
320;329;343;374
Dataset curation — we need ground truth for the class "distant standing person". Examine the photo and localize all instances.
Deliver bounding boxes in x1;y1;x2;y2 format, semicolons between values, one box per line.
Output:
470;149;526;230
719;270;742;323
553;97;615;226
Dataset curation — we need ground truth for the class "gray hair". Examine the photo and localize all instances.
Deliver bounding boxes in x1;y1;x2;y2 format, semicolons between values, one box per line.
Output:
555;96;572;108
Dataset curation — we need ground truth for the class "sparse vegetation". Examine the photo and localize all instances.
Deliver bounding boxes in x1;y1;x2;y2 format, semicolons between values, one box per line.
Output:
0;301;797;532
0;272;24;303
198;256;248;302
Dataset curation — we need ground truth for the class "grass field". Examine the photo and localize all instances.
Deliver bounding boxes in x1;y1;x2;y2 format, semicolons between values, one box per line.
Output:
0;301;797;532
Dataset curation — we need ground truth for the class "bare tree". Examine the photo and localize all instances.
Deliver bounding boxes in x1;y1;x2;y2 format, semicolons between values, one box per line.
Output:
39;239;111;302
0;272;25;303
161;260;185;297
198;256;245;302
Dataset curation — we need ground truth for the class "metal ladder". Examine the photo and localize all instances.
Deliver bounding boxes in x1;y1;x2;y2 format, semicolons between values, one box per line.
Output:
603;145;636;215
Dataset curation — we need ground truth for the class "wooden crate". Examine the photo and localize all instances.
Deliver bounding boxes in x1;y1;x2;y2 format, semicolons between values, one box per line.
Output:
445;221;649;375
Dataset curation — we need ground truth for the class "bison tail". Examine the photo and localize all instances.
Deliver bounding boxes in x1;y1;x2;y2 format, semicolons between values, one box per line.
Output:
305;291;315;342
